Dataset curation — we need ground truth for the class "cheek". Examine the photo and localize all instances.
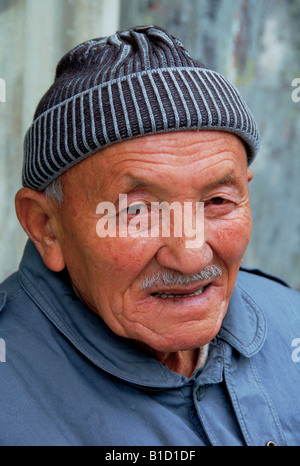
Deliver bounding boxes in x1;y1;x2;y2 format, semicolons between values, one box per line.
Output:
58;203;159;295
207;214;252;265
94;237;158;282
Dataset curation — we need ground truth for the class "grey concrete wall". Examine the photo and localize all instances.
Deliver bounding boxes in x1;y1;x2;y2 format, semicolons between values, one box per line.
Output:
0;0;120;282
120;0;300;291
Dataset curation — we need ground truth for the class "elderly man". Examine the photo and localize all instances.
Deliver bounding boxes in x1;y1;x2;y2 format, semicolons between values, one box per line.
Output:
0;25;299;447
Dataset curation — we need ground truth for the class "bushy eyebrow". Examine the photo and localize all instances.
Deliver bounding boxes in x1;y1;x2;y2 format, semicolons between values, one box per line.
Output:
124;175;154;191
202;172;240;192
125;172;240;192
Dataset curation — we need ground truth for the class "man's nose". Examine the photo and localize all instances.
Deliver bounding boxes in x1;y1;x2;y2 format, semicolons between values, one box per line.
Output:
155;236;214;276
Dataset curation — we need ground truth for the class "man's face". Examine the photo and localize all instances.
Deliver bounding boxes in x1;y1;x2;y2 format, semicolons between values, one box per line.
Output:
53;131;253;354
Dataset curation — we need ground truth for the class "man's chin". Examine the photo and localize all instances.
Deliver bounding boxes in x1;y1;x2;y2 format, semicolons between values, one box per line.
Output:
129;317;225;356
127;284;229;346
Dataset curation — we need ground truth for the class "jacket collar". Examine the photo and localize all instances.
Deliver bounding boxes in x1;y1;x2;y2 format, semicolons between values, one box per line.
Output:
18;240;267;387
219;281;267;358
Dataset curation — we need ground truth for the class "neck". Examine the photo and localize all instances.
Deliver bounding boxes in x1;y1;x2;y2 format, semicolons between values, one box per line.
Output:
155;345;208;377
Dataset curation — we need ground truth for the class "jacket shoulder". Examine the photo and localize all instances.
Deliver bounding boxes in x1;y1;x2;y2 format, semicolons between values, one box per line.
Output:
239;266;290;288
237;267;300;321
0;271;28;315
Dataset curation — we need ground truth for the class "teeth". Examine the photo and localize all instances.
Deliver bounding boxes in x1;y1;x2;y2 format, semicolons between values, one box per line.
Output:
153;287;205;299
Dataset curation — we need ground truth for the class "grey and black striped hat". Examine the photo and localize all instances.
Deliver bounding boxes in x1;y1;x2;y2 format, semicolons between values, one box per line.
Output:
23;25;260;191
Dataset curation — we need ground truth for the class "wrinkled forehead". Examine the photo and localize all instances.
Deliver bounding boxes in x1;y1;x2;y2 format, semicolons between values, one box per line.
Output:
61;130;248;197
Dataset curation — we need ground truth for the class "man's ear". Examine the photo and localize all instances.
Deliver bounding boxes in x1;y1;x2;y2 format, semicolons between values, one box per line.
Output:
247;169;254;183
15;188;65;272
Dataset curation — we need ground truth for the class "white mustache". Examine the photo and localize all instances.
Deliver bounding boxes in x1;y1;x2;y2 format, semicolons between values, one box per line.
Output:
141;265;222;290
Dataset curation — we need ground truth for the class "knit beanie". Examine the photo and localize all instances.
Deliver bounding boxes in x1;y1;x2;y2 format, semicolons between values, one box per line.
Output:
23;25;260;191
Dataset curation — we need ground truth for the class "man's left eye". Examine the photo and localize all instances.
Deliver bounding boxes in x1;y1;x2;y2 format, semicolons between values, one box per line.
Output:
209;197;228;205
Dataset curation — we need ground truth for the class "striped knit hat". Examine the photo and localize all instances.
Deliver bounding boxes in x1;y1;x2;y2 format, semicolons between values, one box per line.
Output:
23;25;260;191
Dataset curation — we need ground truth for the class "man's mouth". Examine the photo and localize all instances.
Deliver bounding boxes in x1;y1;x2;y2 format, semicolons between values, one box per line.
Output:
151;284;209;299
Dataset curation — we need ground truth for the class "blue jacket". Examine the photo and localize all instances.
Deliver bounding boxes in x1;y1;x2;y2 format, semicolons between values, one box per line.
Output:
0;240;299;446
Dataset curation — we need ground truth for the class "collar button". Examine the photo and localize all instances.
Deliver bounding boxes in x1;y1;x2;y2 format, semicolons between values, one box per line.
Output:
196;385;205;401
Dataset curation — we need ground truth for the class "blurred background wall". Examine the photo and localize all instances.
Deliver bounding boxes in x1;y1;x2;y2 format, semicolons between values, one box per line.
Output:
1;0;300;290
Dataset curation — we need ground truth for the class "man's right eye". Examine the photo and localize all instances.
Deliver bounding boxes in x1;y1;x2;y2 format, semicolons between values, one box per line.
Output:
126;203;149;216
